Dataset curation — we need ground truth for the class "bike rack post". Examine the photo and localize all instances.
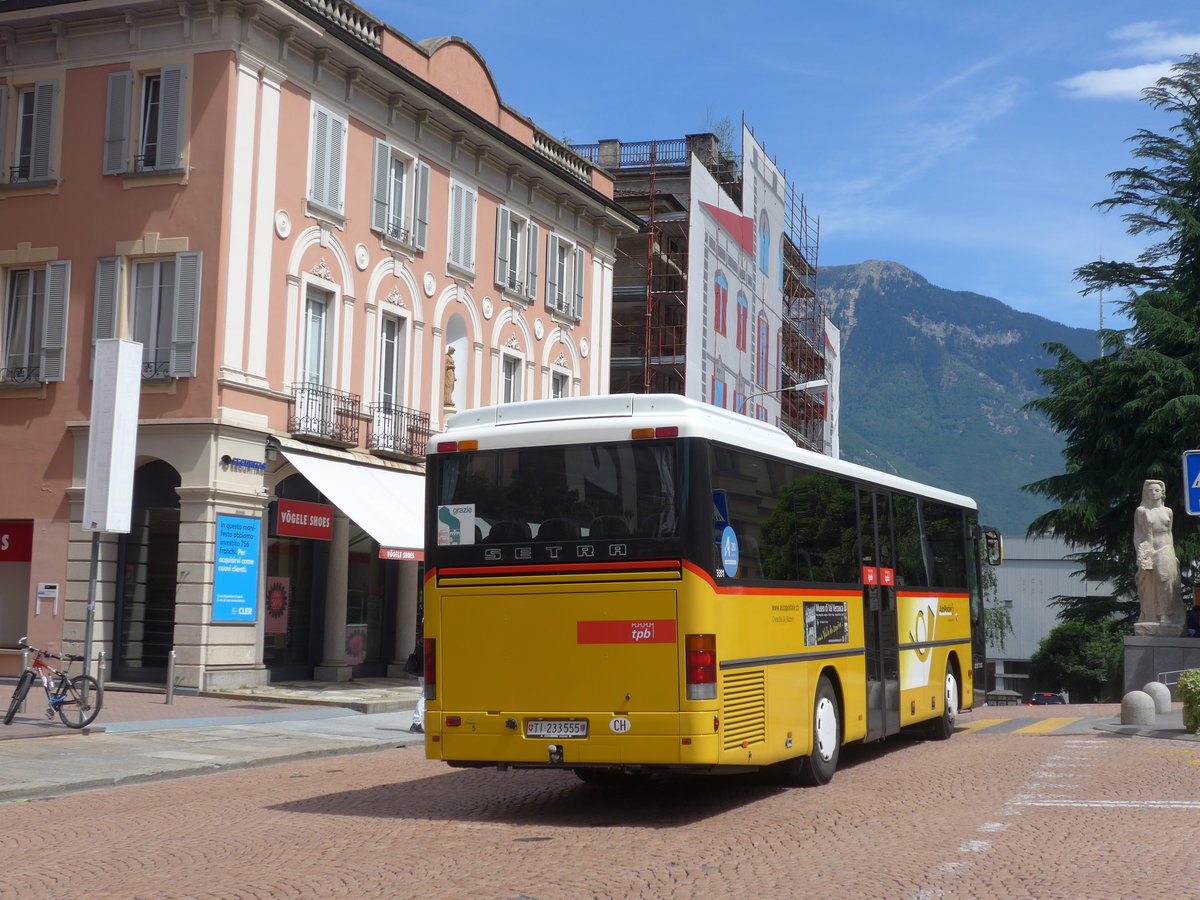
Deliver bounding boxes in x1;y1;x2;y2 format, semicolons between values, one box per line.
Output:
18;645;30;714
165;649;177;705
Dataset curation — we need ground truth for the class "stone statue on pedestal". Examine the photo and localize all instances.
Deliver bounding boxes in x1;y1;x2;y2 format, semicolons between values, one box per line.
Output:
1133;479;1185;636
443;347;457;408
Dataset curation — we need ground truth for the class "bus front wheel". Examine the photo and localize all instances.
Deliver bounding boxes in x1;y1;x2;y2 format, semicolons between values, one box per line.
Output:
783;675;840;786
927;665;959;741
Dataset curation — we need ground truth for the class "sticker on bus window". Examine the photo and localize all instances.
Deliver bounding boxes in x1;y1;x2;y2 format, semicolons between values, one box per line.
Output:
437;504;476;546
804;601;848;646
720;526;739;578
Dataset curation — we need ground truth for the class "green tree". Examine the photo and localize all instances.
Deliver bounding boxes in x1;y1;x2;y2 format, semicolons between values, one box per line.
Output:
1024;55;1200;617
979;555;1014;652
1029;618;1127;702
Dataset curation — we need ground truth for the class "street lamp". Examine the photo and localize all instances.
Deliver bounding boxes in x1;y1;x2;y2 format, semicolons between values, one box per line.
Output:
739;378;829;412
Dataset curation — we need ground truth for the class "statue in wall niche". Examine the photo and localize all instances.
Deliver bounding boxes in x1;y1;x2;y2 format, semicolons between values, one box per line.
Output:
443;347;457;407
1134;479;1186;636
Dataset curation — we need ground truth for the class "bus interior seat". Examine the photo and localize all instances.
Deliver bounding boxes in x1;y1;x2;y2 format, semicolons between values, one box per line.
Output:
538;517;580;540
487;519;532;543
589;515;630;538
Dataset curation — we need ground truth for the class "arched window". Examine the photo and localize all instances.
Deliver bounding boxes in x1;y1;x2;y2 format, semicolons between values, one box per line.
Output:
735;294;749;351
713;273;728;335
758;214;770;277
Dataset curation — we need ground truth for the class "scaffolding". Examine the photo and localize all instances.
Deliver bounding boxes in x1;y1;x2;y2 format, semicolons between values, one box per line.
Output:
779;181;824;451
572;133;825;451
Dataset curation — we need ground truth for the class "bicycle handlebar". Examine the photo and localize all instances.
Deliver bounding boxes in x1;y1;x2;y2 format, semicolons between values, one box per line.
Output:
16;637;84;663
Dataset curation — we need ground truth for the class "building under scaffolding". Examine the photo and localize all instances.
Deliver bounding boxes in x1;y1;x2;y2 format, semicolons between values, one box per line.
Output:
572;130;833;454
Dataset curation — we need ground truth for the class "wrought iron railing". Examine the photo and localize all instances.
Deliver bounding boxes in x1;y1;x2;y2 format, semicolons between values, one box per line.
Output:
367;402;432;457
570;139;689;168
385;216;410;244
0;365;40;384
142;359;171;380
8;164;30;183
288;383;361;445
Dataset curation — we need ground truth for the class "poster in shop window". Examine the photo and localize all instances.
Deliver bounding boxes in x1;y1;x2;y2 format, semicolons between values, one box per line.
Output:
213;515;260;623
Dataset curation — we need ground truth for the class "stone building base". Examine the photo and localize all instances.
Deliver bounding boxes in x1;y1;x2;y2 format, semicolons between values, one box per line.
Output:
1123;636;1200;697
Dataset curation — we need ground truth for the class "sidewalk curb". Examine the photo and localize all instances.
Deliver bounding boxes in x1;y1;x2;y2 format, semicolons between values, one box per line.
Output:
0;735;411;803
198;690;416;715
1093;722;1200;741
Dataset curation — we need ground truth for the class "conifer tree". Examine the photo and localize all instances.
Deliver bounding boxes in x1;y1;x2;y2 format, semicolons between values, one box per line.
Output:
1026;54;1200;615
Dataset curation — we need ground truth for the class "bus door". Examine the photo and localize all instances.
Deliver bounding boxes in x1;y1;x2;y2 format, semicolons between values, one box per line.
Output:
861;489;900;741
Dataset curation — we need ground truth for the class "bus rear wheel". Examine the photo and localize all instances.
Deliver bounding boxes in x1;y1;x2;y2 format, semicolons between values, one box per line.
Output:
927;665;958;741
783;675;840;786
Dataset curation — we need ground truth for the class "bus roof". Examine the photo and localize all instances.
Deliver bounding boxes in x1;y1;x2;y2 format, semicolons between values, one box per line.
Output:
441;394;978;511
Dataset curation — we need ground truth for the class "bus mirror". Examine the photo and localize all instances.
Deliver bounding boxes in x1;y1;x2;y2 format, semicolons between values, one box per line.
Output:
981;526;1003;566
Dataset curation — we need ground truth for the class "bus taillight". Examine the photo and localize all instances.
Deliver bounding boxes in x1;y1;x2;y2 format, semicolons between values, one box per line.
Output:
423;638;436;700
685;634;716;700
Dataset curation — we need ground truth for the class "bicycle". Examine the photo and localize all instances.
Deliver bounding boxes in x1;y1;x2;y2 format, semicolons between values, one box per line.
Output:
3;637;103;729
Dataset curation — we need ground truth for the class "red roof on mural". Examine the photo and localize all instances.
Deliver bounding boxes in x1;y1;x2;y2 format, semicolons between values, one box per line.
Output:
699;201;756;257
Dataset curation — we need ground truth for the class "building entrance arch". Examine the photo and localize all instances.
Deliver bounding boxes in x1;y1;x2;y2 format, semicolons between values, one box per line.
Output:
112;460;181;684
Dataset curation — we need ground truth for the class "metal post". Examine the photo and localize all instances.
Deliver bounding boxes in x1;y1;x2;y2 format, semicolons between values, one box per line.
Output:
82;532;100;706
98;650;108;687
165;649;176;705
18;645;30;715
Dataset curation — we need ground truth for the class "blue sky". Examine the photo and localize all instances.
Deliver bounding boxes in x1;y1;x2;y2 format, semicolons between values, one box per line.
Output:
361;1;1200;331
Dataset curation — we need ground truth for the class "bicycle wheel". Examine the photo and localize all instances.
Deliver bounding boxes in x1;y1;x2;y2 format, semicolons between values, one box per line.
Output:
57;675;102;729
4;671;35;725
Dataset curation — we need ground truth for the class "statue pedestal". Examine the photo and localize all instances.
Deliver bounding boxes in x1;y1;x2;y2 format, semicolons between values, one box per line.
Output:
1123;635;1200;696
1133;621;1185;637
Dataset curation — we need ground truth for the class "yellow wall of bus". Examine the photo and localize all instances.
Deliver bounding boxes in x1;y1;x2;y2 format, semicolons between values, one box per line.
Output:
424;566;973;769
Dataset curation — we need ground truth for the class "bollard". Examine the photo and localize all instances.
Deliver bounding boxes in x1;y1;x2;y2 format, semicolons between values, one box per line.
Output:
165;649;176;705
1121;690;1156;726
1143;681;1172;714
98;650;108;688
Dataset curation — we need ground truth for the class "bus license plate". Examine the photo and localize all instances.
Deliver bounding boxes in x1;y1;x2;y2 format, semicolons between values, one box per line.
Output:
526;719;588;739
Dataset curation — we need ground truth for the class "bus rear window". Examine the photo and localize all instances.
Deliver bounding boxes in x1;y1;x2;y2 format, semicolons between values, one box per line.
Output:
432;441;680;548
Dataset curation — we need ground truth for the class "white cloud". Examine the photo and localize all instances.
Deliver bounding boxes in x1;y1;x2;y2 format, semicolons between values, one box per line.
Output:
1057;62;1174;99
1110;21;1200;58
1058;21;1200;100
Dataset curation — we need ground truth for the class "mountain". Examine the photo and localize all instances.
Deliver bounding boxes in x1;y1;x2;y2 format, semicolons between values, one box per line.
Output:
818;260;1098;534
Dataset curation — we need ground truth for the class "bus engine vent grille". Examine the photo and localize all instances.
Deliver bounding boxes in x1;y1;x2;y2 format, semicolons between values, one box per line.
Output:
721;669;766;750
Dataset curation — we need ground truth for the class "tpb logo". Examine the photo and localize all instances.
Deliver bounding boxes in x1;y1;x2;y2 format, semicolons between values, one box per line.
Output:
630;622;656;641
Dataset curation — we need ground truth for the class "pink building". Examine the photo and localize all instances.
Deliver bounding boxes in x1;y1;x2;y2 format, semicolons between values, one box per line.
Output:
0;0;637;688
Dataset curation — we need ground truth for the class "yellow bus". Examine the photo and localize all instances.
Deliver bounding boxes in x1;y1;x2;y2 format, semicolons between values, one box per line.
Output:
422;394;1001;785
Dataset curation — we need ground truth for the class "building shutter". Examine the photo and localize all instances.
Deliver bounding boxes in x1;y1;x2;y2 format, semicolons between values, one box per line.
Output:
169;251;202;377
573;247;585;319
413;162;430;250
449;182;464;266
40;260;71;382
157;65;185;170
526;222;539;300
545;234;559;311
103;71;132;175
93;256;121;343
30;80;56;180
310;106;329;207
462;186;476;271
371;139;389;233
0;87;9;177
495;207;510;287
327;115;345;213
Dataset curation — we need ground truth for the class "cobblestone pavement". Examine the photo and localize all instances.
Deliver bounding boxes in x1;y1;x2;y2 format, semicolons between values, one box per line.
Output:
0;710;1197;900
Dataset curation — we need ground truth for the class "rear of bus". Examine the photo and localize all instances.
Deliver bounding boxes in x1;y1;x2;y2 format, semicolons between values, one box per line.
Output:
422;397;722;775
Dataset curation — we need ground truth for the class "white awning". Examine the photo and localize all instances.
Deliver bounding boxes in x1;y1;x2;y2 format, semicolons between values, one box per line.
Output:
280;448;424;552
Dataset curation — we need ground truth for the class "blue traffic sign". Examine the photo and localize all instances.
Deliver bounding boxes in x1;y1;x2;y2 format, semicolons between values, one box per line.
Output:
1184;451;1200;516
